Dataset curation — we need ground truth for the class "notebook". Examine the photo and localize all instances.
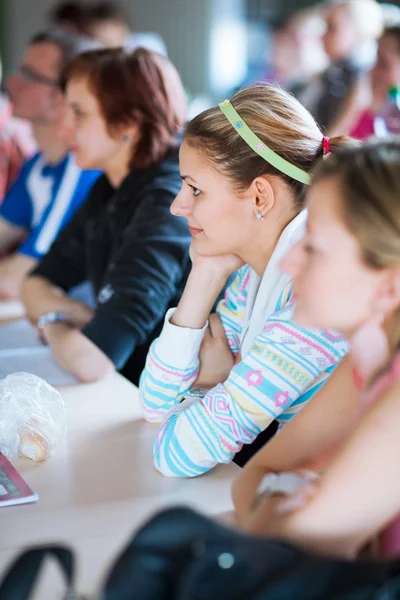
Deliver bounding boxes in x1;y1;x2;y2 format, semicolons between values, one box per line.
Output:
0;452;39;508
0;319;77;386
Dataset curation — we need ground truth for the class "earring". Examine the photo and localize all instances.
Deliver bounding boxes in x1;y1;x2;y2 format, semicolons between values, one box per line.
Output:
255;210;264;221
122;134;132;143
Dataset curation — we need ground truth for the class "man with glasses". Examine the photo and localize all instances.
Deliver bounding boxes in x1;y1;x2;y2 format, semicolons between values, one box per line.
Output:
0;31;100;299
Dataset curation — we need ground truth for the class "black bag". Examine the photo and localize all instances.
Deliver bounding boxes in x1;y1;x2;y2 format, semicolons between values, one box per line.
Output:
2;507;400;600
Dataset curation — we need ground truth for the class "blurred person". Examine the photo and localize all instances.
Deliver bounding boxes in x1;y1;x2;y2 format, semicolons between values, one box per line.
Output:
139;84;350;479
22;48;189;385
87;1;168;56
272;9;328;90
0;31;100;299
237;141;400;560
49;1;92;36
50;1;168;56
351;27;400;139
0;54;36;204
298;0;383;133
381;3;400;28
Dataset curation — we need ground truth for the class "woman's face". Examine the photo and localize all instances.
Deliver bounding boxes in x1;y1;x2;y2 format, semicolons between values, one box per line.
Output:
170;142;256;257
322;6;356;61
62;77;129;172
371;36;400;101
282;177;385;336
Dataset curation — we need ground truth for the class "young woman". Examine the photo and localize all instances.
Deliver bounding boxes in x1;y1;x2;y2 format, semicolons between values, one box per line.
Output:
296;0;383;135
21;47;190;385
235;141;400;559
139;84;350;478
351;27;400;139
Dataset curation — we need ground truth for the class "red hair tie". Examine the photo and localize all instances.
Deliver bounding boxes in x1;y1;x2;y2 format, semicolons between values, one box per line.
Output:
322;136;330;156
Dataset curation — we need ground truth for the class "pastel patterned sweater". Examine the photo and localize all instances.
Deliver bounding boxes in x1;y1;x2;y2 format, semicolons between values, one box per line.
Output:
139;266;349;478
139;212;349;477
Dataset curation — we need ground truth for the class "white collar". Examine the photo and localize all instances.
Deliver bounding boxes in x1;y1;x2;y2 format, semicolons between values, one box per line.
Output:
240;210;307;358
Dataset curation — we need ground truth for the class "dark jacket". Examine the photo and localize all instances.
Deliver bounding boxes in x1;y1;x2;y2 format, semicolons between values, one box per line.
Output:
32;146;191;384
293;58;363;131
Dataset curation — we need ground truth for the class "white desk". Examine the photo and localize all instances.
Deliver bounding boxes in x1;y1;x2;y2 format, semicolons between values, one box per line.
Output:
0;299;24;322
0;374;239;598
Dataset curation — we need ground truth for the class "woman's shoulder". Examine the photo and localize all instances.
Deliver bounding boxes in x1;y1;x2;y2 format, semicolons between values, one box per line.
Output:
121;149;182;201
83;172;114;209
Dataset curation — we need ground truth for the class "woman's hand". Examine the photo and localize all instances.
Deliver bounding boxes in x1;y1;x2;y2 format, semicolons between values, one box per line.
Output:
171;245;243;330
243;472;320;538
194;313;235;389
64;300;94;329
189;243;244;279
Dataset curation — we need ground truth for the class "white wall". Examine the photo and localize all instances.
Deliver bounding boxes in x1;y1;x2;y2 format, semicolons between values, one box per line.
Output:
4;0;246;97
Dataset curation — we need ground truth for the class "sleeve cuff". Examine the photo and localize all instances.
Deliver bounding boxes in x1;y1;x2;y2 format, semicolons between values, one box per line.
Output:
154;308;208;370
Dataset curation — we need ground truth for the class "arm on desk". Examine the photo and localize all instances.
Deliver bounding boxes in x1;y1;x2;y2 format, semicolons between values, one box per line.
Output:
0;253;36;299
22;276;93;329
42;321;114;383
22;277;110;382
232;355;356;525
244;379;400;558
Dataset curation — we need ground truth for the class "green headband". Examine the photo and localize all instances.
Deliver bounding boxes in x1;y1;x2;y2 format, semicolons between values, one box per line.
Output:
219;99;311;185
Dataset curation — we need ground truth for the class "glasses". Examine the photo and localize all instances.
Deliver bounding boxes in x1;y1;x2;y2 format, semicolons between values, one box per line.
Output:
15;65;60;88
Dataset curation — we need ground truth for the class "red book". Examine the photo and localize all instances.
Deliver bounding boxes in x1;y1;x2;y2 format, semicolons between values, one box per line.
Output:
0;452;39;507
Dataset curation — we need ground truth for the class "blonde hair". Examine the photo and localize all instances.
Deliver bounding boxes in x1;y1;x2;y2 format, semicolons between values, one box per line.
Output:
313;140;400;350
313;140;400;270
185;84;351;209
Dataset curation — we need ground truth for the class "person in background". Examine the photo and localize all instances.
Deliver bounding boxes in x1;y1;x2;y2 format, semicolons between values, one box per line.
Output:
0;31;100;299
351;27;400;139
0;55;36;205
236;9;327;98
272;9;328;91
236;141;400;560
297;0;383;134
139;84;351;479
50;0;168;56
381;2;400;28
87;1;168;56
49;1;92;36
22;48;190;385
0;95;36;206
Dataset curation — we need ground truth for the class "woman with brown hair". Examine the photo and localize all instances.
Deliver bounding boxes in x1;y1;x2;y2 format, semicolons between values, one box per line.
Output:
21;47;190;385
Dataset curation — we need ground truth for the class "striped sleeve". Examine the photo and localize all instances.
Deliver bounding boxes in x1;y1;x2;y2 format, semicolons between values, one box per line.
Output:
139;268;246;422
152;300;349;477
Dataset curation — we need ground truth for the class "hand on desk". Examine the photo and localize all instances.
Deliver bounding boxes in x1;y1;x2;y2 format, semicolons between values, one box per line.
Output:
43;321;114;383
62;300;94;329
242;472;319;538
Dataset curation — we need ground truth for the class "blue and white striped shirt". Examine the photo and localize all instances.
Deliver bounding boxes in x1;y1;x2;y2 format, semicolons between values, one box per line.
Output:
0;152;100;259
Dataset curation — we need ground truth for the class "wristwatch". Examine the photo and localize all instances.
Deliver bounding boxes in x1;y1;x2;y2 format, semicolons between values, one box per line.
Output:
252;471;318;509
184;388;209;399
37;311;69;332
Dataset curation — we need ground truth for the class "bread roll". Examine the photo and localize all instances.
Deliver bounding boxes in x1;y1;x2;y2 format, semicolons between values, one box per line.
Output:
19;428;48;462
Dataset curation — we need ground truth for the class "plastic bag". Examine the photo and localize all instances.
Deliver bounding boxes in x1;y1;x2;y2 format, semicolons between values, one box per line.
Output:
0;372;67;462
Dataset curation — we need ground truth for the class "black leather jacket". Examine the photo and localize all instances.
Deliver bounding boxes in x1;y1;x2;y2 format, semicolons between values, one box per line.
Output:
32;145;191;384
